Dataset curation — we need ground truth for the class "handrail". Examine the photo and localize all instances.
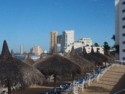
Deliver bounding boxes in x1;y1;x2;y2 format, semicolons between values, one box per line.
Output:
114;89;125;94
46;64;113;94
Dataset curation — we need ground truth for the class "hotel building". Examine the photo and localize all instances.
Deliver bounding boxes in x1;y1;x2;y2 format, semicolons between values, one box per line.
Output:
115;0;125;62
50;31;58;53
61;30;75;52
20;44;24;55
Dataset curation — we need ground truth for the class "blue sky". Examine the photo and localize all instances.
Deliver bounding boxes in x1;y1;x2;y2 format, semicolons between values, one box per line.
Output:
0;0;115;52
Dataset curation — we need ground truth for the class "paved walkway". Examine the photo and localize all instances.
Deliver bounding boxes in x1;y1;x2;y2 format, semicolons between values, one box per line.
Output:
82;64;125;94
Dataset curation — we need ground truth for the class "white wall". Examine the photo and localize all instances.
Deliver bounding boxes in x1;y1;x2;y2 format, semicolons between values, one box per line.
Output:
84;47;104;54
115;0;125;62
61;30;74;52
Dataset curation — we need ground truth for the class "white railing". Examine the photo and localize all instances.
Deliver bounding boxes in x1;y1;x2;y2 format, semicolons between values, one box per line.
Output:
46;64;114;94
114;89;125;94
115;60;125;65
71;64;113;94
46;63;125;94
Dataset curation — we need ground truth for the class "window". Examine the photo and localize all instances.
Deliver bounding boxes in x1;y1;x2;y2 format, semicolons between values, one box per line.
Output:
123;10;125;13
123;2;125;4
123;49;125;52
123;41;125;44
123;17;125;20
123;57;125;60
122;33;125;36
123;25;125;28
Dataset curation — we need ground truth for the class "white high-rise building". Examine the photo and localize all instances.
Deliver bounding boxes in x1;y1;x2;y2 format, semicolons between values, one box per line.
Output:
61;30;74;52
115;0;125;62
20;44;24;55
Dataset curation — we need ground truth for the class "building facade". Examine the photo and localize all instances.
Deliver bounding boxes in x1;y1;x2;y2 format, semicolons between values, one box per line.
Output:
31;45;43;56
56;43;61;52
61;30;74;52
85;46;104;54
56;35;62;52
115;0;125;62
50;31;58;53
79;38;92;46
64;38;92;53
57;35;62;44
20;44;24;55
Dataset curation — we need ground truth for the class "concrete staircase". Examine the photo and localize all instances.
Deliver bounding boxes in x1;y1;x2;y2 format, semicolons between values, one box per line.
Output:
82;64;125;94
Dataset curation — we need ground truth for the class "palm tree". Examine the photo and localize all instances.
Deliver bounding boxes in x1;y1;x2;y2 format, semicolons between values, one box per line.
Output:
103;41;110;55
94;43;99;47
114;44;119;54
111;34;119;55
111;34;115;41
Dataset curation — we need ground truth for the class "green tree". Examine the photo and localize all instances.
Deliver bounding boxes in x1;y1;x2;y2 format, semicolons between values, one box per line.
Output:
70;46;75;55
94;43;99;47
114;44;119;54
111;34;119;54
103;41;110;55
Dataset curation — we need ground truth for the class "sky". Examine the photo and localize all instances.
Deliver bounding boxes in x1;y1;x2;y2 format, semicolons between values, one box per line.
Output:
0;0;115;52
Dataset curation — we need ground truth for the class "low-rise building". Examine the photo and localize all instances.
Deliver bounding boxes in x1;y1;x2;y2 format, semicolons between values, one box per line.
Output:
78;38;92;46
64;38;93;53
63;37;104;54
31;45;43;56
85;46;104;54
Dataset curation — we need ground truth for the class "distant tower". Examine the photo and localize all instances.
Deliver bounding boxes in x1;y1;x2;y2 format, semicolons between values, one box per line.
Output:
115;0;125;62
57;35;62;44
57;35;62;52
50;31;58;53
61;30;75;52
11;49;14;57
20;44;24;55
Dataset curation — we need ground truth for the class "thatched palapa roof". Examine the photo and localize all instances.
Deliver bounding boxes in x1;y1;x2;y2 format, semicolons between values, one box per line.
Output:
0;40;45;94
34;54;81;76
82;47;104;66
65;55;95;73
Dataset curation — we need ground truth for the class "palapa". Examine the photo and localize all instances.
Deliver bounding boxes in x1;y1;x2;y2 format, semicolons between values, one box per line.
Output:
65;55;95;73
0;40;45;94
82;47;103;66
66;46;94;73
34;54;81;88
90;47;115;66
23;58;35;65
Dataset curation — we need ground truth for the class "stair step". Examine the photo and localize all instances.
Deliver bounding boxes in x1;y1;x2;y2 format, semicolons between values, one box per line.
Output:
82;64;125;94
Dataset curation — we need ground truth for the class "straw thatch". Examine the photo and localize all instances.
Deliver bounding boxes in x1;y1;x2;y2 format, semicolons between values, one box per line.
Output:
65;55;95;73
90;47;115;65
34;54;81;88
102;50;115;63
0;40;45;94
34;54;81;76
23;58;35;65
65;46;95;73
82;47;115;67
105;54;115;63
82;47;103;66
